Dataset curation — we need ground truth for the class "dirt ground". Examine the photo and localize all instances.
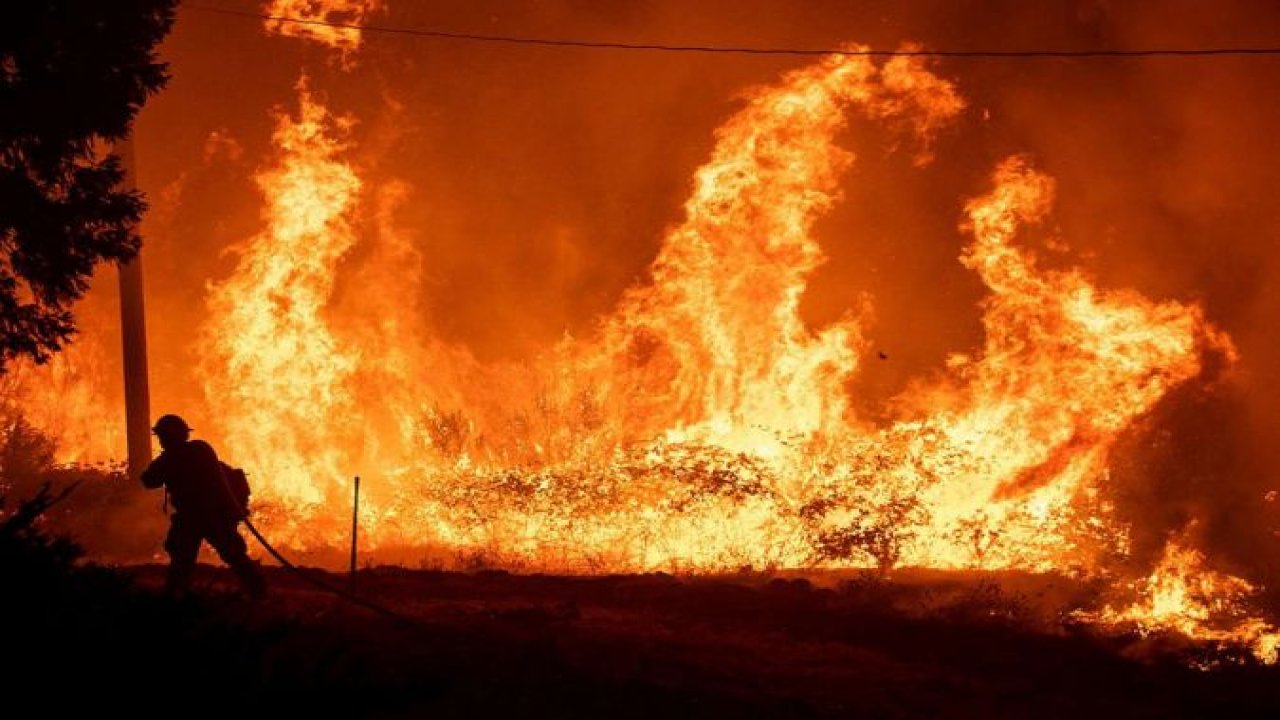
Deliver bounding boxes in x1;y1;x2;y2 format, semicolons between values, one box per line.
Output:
113;563;1280;719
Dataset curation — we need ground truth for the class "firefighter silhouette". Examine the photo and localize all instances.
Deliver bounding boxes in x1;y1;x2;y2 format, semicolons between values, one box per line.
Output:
141;414;266;598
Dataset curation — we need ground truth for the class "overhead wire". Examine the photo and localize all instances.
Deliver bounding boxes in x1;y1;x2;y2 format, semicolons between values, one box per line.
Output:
186;4;1280;59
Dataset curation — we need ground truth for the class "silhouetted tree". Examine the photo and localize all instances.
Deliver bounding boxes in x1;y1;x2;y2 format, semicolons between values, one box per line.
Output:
0;0;176;367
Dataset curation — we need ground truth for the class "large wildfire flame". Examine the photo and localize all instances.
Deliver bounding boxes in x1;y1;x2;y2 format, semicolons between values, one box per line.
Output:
5;1;1274;663
206;42;1223;570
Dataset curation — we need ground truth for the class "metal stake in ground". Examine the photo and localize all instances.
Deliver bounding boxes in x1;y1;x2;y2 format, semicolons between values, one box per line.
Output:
349;475;360;594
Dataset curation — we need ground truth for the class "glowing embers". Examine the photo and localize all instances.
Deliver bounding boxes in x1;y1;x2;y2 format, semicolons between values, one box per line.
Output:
1080;539;1280;665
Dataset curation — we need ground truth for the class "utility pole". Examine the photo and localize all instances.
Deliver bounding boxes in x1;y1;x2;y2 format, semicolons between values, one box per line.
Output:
117;137;152;479
350;476;361;593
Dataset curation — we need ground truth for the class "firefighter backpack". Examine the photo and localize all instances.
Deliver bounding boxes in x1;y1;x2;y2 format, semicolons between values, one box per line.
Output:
220;463;251;518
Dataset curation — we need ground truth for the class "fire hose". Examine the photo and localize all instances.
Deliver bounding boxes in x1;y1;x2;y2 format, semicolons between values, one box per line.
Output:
200;466;425;627
238;515;423;627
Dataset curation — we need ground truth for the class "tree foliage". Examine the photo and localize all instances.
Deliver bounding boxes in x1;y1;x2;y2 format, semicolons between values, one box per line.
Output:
0;0;176;366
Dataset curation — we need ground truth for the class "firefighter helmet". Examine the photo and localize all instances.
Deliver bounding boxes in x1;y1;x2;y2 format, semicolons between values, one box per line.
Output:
151;414;192;436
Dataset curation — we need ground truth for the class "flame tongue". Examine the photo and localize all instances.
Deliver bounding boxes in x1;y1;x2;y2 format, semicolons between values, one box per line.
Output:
194;0;383;528
202;83;361;508
600;52;966;454
902;157;1236;567
264;0;383;63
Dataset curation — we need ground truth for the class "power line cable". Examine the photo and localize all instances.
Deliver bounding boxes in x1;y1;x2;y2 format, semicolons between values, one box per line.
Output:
187;4;1280;59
